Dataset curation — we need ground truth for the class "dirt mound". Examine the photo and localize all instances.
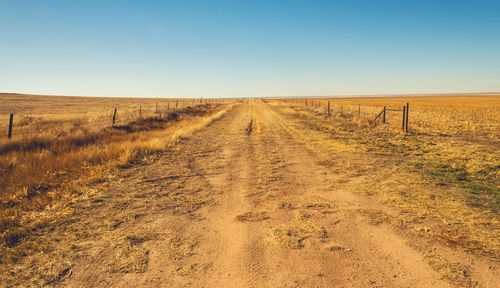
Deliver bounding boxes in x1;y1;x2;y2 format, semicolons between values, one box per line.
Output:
235;211;269;222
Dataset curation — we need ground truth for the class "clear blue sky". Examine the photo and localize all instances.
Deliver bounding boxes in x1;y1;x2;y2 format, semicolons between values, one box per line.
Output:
1;0;499;98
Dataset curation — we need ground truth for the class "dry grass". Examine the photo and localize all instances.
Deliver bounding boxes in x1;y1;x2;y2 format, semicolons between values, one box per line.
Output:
0;94;234;250
279;95;499;138
0;93;229;143
271;95;500;259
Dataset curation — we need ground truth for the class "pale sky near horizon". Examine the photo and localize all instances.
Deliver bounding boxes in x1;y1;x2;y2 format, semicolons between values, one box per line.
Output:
1;0;499;98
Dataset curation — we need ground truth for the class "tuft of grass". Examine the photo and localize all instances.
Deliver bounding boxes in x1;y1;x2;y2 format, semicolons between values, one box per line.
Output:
411;161;500;213
169;108;230;144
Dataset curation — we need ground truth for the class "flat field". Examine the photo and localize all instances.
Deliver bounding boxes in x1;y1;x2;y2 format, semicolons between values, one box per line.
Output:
0;94;499;287
0;93;224;141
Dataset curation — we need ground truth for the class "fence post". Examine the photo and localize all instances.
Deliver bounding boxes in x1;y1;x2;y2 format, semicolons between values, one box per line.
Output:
341;105;344;116
305;99;308;106
139;106;142;118
112;108;117;126
8;113;13;139
382;106;386;124
176;100;179;109
405;102;409;133
167;102;170;111
155;102;158;113
358;104;361;117
402;106;406;130
327;101;331;116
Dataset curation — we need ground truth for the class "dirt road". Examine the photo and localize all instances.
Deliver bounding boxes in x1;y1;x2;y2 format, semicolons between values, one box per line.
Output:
13;101;498;287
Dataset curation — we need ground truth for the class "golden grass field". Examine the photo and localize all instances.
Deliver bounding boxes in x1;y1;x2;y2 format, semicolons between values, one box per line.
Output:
0;93;226;141
0;93;232;251
0;93;499;287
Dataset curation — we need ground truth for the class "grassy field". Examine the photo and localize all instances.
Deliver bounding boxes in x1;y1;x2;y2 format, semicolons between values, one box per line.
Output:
0;93;233;252
282;95;499;138
0;93;226;142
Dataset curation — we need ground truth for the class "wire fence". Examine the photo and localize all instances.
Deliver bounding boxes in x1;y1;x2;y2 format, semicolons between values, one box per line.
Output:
273;98;410;132
0;99;225;144
272;97;500;140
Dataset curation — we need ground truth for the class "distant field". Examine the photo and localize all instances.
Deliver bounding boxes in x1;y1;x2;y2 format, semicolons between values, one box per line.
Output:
274;95;500;138
0;93;226;142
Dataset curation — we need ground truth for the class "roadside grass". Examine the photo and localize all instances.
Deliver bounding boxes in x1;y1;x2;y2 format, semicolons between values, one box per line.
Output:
0;104;233;252
270;97;500;259
278;99;499;215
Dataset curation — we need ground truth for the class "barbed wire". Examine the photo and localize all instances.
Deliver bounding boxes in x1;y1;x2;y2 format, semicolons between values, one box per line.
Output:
0;102;214;141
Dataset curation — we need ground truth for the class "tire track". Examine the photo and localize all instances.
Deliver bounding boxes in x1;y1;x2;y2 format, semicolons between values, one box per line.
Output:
188;103;268;287
241;109;267;287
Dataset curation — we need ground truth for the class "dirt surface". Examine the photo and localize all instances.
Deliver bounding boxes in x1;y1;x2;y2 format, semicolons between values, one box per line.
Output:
5;101;498;287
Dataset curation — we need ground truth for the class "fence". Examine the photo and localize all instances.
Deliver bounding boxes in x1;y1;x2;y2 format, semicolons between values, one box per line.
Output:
275;99;410;133
1;99;226;142
370;103;409;132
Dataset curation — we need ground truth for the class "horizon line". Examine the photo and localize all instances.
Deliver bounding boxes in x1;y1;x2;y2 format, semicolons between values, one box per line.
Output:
1;91;499;100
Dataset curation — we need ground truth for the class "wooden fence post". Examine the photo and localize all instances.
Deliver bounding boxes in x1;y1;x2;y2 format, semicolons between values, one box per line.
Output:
358;104;361;117
8;113;13;139
383;106;386;124
112;108;117;126
405;102;409;133
176;100;179;109
139;106;142;118
402;106;406;131
327;101;331;116
155;102;158;113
